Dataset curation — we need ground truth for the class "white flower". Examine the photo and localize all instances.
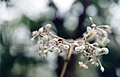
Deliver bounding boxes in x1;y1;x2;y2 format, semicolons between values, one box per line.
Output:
43;50;49;54
92;42;99;46
73;41;79;46
63;44;69;49
32;30;37;36
38;27;44;32
75;46;81;51
31;17;111;72
78;62;88;69
104;25;111;33
75;45;85;52
99;25;111;33
87;26;92;32
49;38;58;46
45;24;52;29
81;45;85;49
86;26;97;37
91;24;96;27
96;37;110;46
101;48;109;55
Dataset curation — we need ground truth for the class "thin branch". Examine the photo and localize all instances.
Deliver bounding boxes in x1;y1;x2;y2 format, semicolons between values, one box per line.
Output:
60;44;74;77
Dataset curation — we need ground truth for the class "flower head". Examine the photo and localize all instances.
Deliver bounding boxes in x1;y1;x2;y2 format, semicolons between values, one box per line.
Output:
31;18;111;72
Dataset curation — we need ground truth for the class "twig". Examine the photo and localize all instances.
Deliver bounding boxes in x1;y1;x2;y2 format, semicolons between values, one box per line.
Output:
60;44;74;77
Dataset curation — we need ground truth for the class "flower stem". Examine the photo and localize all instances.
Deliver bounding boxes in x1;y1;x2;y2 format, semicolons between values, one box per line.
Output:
60;44;74;77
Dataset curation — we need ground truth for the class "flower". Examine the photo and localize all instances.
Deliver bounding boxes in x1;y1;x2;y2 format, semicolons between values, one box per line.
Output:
78;62;88;69
63;44;70;50
100;66;105;72
31;18;111;72
101;48;109;55
75;46;81;51
45;24;52;29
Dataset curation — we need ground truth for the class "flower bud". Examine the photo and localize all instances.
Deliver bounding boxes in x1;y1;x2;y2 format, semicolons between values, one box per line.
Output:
91;24;96;27
100;66;104;72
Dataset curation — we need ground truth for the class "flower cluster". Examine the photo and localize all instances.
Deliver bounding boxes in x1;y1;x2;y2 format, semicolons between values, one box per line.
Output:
31;17;111;72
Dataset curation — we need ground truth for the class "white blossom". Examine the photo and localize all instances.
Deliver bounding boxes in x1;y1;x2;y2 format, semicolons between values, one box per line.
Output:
31;18;111;72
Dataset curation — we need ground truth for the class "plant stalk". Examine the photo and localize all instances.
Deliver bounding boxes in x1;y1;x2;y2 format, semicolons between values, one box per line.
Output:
60;44;74;77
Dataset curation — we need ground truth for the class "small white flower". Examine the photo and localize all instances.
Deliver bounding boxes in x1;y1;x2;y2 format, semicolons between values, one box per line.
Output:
93;42;99;46
49;38;58;46
43;50;49;54
102;30;108;37
101;48;109;54
74;41;79;46
31;17;111;72
32;30;37;36
78;62;88;69
81;45;85;49
96;37;110;46
75;45;85;52
104;25;111;33
86;27;96;37
39;27;44;32
89;58;94;62
91;24;96;27
63;44;69;49
75;47;81;51
87;26;92;32
91;61;96;65
45;24;52;29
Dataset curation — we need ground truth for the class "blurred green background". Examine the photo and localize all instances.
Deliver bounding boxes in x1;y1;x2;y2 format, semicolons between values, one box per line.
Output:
0;0;120;77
